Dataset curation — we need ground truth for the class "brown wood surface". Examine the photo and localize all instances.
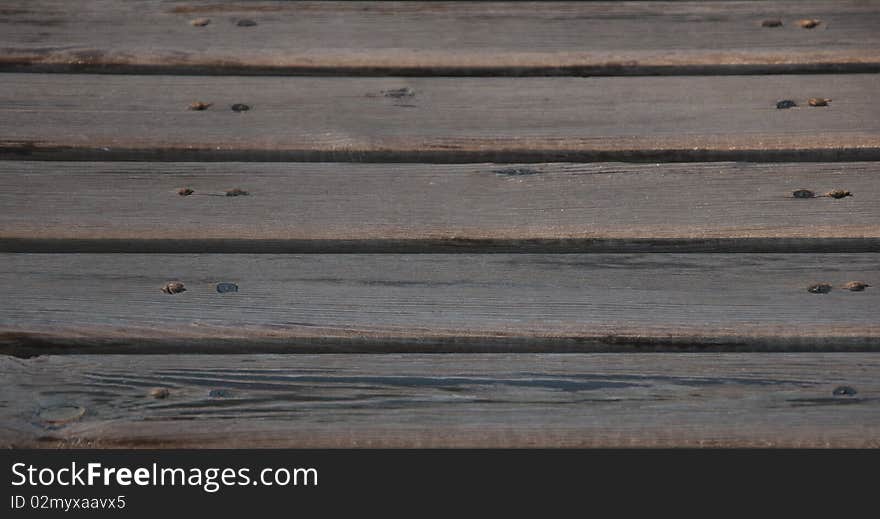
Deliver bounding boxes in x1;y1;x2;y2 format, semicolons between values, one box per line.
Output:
1;253;878;355
2;1;880;75
1;161;879;253
2;74;880;162
2;353;878;448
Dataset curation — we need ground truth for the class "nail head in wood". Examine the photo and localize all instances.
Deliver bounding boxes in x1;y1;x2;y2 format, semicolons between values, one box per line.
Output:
807;283;832;294
188;101;212;111
825;189;851;199
149;388;170;399
230;103;250;112
776;100;797;109
161;281;186;295
842;281;871;292
236;19;257;27
177;187;194;196
833;386;857;396
225;188;249;197
216;282;239;293
792;189;815;198
761;19;783;27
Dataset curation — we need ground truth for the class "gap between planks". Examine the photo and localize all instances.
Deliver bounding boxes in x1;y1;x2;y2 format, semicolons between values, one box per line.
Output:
1;1;880;76
1;161;879;253
1;253;878;355
2;353;878;448
2;74;880;162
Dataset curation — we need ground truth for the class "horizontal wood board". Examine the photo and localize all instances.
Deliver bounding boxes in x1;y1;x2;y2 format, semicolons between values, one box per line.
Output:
2;353;878;448
1;253;878;354
2;74;880;162
2;1;880;75
1;161;879;253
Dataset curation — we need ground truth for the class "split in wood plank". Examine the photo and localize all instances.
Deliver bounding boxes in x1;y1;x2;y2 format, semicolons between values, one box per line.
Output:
2;74;880;163
1;161;879;253
2;353;878;448
1;253;878;355
2;1;880;75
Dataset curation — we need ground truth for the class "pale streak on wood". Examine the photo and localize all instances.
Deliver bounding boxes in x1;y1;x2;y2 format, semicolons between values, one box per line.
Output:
1;74;880;162
1;253;878;354
1;1;879;75
2;353;878;448
1;161;879;253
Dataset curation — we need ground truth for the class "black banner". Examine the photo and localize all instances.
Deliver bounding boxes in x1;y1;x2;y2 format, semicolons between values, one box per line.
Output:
3;450;876;515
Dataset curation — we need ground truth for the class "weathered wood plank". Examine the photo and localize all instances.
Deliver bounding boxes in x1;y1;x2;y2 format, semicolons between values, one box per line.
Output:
3;73;880;163
2;353;878;448
1;253;878;354
2;161;879;253
2;1;879;75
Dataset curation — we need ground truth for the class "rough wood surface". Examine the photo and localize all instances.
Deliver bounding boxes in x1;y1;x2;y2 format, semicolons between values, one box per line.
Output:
1;161;879;253
1;253;878;355
2;353;878;448
2;1;879;75
2;74;880;162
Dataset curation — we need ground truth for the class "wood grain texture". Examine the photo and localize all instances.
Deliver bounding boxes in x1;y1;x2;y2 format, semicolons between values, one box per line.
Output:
2;353;878;448
2;1;880;75
2;161;880;253
2;73;880;162
1;253;878;355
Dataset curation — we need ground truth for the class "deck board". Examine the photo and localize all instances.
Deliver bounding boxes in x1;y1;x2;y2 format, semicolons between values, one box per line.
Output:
2;1;880;75
1;161;879;253
2;73;880;162
1;253;878;354
3;353;878;448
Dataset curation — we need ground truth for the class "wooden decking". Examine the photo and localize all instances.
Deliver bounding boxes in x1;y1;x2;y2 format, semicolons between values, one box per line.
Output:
1;1;878;448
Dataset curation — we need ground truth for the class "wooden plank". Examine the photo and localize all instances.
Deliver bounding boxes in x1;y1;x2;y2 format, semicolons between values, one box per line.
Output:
2;74;880;163
2;1;880;76
2;161;879;253
1;253;878;354
2;353;878;448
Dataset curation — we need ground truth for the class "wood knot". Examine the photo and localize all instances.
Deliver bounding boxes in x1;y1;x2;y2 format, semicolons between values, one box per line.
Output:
190;18;211;27
188;101;212;111
833;386;857;396
776;100;797;109
178;187;194;196
791;189;815;198
761;19;783;27
807;283;832;294
149;387;170;399
161;281;186;294
38;405;85;426
798;19;821;29
842;281;871;292
808;97;831;107
225;188;249;197
231;103;250;112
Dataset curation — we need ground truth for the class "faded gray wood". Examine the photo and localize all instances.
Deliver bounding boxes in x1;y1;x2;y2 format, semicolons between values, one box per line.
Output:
1;253;878;354
2;74;880;162
2;353;878;448
2;1;880;75
1;161;879;253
